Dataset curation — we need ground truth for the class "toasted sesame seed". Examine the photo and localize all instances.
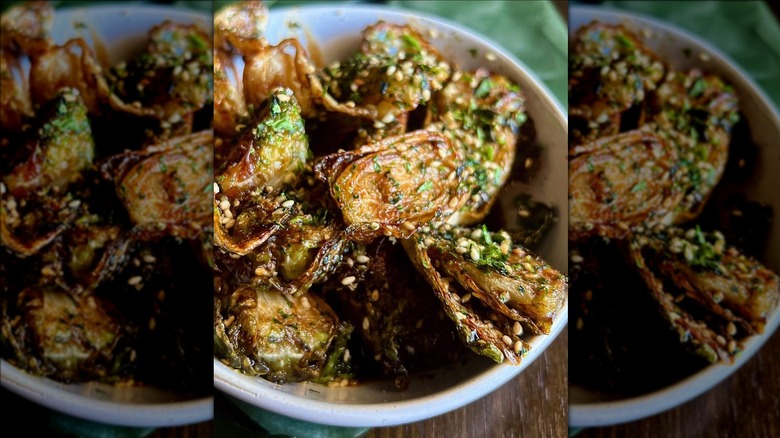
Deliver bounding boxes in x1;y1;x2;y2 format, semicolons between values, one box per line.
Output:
422;89;431;101
406;345;415;354
424;237;434;247
524;158;533;169
301;296;311;309
402;221;416;231
255;267;268;276
716;335;726;346
470;247;480;261
514;340;524;354
571;254;584;263
143;255;156;263
41;266;56;276
370;222;380;230
343;349;351;362
362;317;370;331
225;219;236;229
149;318;156;330
370;289;379;301
374;121;386;129
502;335;513;346
128;276;142;286
456;312;467;321
356;255;370;264
381;113;395;124
728;340;737;353
470;229;482;240
341;276;356;285
461;293;472;303
456;246;468;254
68;199;81;209
282;199;295;208
727;322;737;336
416;319;424;329
219;199;231;210
576;317;584;330
485;52;497;61
276;93;290;102
213;183;220;194
272;208;285;215
513;322;523;336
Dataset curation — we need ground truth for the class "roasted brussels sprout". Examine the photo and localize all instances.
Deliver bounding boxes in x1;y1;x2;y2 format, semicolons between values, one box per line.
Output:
108;21;213;121
0;1;54;54
214;0;268;52
216;88;308;199
214;285;346;383
102;131;212;240
569;22;665;145
4;88;94;198
1;287;121;382
651;70;738;223
314;22;451;120
315;130;466;242
569;129;681;241
428;69;526;225
627;226;779;363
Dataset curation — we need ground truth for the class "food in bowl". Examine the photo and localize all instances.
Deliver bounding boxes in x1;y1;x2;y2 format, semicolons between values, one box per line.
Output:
213;1;566;390
568;21;779;395
0;1;213;394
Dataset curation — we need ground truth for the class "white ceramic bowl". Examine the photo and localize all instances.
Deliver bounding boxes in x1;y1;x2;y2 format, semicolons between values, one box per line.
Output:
0;5;212;427
569;5;780;428
214;4;568;427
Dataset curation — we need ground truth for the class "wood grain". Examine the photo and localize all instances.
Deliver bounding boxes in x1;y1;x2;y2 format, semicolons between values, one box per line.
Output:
579;328;780;438
365;328;568;438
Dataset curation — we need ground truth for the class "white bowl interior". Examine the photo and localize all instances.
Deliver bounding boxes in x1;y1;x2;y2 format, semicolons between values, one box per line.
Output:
214;4;568;427
569;5;780;427
0;5;213;427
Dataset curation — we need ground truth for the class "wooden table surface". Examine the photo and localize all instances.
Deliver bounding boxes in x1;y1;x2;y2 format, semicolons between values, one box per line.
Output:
578;328;780;438
365;328;569;438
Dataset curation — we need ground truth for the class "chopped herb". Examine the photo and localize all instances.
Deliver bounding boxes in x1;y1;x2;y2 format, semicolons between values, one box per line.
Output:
468;48;478;58
373;156;381;173
417;180;433;193
689;78;707;98
616;34;634;50
630;180;647;193
474;78;493;98
402;34;421;51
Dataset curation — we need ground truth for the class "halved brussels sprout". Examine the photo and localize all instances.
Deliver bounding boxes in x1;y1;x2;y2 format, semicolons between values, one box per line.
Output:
569;129;681;241
4;88;94;198
104;131;212;239
108;21;213;121
410;225;567;335
627;226;780;363
0;1;54;54
214;285;343;383
651;69;737;223
1;287;121;382
569;23;665;126
315;130;466;242
428;68;526;225
216;88;308;199
313;22;450;120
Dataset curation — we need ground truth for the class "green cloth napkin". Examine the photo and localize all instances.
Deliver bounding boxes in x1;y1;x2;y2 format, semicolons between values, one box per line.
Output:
597;0;780;107
231;1;567;435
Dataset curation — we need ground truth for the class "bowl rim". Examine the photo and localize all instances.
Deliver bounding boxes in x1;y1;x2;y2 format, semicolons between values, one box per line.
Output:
568;4;780;428
213;3;569;428
0;3;214;428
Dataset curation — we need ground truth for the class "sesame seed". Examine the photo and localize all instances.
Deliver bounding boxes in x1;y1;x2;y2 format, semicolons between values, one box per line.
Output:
470;247;480;261
381;113;395;124
128;276;143;286
406;345;415;354
343;349;351;362
728;340;737;354
576;317;584;330
68;199;81;209
514;340;523;354
456;312;467;321
362;317;370;331
213;183;220;194
341;276;356;285
470;229;482;240
282;200;295;208
219;199;231;210
716;335;726;346
461;293;472;303
422;89;431;101
485;52;497;61
370;289;379;301
149;318;156;330
727;322;737;336
571;254;583;263
386;65;397;76
346;257;354;267
276;93;290;102
143;255;156;263
301;297;311;309
375;353;382;361
513;322;523;336
402;221;416;231
374;121;386;129
524;158;533;169
356;255;370;264
416;319;424;329
502;335;513;346
41;266;56;276
456;246;468;254
424;237;434;247
255;267;268;276
272;208;285;215
370;222;380;230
